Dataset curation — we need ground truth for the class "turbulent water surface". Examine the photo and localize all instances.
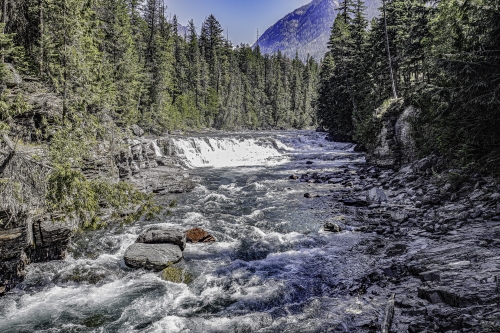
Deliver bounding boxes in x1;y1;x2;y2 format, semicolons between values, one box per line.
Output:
0;131;377;333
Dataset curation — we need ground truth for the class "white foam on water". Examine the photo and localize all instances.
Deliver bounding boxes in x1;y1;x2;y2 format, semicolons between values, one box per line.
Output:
0;131;373;333
149;312;274;333
171;137;289;168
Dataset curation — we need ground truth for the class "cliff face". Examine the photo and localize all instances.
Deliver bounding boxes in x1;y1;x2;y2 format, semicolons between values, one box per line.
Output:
0;217;76;295
366;100;420;170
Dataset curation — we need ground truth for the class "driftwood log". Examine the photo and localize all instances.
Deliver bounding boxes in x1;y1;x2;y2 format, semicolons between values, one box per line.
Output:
381;293;395;333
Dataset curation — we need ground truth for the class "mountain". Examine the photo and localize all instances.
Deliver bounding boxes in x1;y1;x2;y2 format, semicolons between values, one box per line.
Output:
255;0;380;61
176;23;190;38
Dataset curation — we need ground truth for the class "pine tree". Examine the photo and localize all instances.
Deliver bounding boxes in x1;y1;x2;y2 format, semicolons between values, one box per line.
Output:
317;14;356;140
99;0;144;125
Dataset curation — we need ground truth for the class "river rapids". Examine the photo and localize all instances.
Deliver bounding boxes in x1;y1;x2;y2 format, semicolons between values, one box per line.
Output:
0;131;380;333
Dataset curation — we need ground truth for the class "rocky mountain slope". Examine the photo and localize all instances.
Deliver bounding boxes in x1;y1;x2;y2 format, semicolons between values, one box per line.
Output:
255;0;380;61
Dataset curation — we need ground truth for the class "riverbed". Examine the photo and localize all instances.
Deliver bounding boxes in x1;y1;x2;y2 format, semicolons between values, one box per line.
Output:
0;131;377;332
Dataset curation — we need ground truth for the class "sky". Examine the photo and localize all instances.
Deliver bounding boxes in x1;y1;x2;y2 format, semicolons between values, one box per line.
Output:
166;0;312;45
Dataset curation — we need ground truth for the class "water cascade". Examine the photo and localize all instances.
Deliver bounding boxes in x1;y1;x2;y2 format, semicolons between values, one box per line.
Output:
0;131;371;333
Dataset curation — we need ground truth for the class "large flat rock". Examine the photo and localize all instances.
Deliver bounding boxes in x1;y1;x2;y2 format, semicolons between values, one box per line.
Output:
136;229;186;251
124;243;183;270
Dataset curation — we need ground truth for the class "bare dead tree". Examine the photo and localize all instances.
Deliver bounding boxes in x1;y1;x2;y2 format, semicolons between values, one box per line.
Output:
0;134;51;229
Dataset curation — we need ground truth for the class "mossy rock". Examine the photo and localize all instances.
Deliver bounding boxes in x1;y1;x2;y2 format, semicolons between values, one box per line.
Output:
162;267;193;284
81;314;107;328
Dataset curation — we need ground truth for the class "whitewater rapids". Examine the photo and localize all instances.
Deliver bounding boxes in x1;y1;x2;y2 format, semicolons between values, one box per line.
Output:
0;131;372;333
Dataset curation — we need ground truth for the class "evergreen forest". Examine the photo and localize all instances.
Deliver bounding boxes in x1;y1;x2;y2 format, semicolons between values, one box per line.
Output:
317;0;500;174
0;0;319;135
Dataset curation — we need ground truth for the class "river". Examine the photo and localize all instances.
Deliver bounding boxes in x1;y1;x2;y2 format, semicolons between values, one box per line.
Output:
0;131;382;333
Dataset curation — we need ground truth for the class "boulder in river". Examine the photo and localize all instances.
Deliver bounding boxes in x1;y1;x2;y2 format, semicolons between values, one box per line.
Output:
306;161;314;165
304;193;320;198
289;174;299;180
185;228;216;243
324;223;342;233
136;229;186;251
124;243;183;270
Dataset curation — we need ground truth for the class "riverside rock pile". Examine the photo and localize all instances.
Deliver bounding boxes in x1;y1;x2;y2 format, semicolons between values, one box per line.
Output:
294;155;500;332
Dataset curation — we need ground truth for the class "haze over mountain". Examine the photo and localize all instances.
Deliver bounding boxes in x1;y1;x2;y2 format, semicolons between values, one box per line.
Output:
255;0;380;61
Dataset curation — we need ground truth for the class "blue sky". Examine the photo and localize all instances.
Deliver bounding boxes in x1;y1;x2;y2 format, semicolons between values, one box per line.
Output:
166;0;312;45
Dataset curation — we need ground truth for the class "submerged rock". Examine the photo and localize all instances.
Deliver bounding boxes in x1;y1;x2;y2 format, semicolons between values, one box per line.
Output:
304;193;320;198
324;223;342;233
136;229;186;251
124;243;182;270
185;228;216;243
162;267;193;284
289;174;299;180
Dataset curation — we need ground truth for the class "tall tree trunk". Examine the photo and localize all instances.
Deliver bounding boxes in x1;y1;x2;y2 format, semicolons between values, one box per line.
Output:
2;0;7;63
39;0;44;75
382;0;398;99
62;0;67;124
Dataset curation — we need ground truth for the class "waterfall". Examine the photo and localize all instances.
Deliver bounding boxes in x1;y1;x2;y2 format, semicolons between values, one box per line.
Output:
170;136;289;168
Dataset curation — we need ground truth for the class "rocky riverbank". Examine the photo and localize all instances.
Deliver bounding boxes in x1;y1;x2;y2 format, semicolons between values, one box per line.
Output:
295;155;500;332
0;133;195;297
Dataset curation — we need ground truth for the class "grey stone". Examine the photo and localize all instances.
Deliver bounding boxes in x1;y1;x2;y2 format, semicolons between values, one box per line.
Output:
490;193;500;201
131;124;145;137
328;178;344;184
367;187;387;203
124;243;183;271
136;229;186;251
4;63;22;87
324;223;342;233
391;210;409;223
419;270;441;282
366;103;419;169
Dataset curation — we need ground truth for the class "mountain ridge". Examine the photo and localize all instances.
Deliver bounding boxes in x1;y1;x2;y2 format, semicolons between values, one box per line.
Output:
255;0;380;61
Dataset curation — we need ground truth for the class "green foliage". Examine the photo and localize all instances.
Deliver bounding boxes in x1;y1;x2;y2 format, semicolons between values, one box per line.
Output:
0;23;16;79
317;1;368;140
0;92;32;121
48;122;97;167
317;0;500;176
3;3;319;132
46;164;159;229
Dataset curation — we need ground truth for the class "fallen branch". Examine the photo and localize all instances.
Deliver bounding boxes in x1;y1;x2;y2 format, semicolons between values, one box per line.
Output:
0;134;16;176
381;293;395;333
2;133;14;151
